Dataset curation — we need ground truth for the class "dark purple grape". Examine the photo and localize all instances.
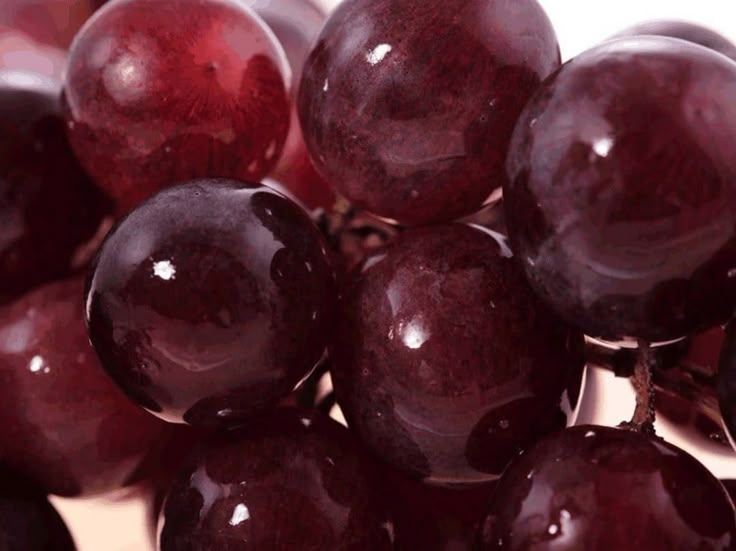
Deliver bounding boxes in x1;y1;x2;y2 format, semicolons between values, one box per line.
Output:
63;0;291;211
298;0;560;225
505;37;736;342
0;70;112;304
86;180;336;427
0;470;75;550
481;425;736;550
614;20;736;61
0;276;168;497
159;408;393;550
331;224;585;485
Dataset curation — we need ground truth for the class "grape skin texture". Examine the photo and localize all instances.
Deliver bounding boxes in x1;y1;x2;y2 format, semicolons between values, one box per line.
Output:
298;0;560;225
85;180;336;427
331;224;585;485
481;425;736;550
505;37;736;342
63;0;290;211
159;409;392;551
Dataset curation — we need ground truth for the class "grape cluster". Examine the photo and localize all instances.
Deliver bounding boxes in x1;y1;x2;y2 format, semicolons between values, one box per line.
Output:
2;0;736;549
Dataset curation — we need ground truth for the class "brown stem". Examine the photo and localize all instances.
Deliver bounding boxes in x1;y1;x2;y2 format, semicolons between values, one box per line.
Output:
620;340;657;435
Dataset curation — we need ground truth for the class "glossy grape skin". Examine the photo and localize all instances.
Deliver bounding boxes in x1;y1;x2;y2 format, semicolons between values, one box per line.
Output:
331;224;586;485
614;20;736;62
505;37;736;343
481;425;736;550
0;276;168;497
86;180;336;427
0;71;112;305
243;0;335;211
298;0;560;226
0;472;75;550
159;408;393;550
63;0;291;211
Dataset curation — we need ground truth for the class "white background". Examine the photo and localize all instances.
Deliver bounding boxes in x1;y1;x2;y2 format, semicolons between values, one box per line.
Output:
53;1;736;549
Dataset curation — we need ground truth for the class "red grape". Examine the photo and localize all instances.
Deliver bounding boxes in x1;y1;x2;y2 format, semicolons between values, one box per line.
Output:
0;70;112;305
331;224;585;484
63;0;291;211
0;276;168;497
298;0;560;225
481;425;736;549
614;20;736;61
505;37;736;342
0;471;75;550
159;408;393;550
85;180;336;427
244;0;335;211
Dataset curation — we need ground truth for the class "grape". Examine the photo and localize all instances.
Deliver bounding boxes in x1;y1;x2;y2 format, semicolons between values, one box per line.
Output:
331;224;585;484
481;425;736;550
614;20;736;61
63;0;291;211
85;180;336;427
298;0;560;225
0;276;168;497
159;408;393;550
0;70;112;305
243;0;335;210
0;471;75;550
505;37;736;342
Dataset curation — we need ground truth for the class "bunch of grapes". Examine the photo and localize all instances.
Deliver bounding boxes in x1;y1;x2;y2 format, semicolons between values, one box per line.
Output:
2;0;736;549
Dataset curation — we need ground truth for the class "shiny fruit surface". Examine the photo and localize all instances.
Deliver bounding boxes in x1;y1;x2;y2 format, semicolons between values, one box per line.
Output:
505;37;736;342
86;180;336;427
64;0;290;211
298;0;560;225
331;224;585;484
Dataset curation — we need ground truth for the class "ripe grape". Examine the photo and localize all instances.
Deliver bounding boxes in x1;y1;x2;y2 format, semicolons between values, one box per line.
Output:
331;224;585;484
244;0;335;210
614;20;736;61
0;276;168;496
505;37;736;342
86;180;336;427
63;0;291;211
481;425;736;549
159;408;393;550
0;70;112;305
298;0;560;225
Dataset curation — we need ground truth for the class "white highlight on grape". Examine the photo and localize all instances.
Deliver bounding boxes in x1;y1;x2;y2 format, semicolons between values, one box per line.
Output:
366;44;392;65
229;504;250;526
592;136;614;158
153;260;176;281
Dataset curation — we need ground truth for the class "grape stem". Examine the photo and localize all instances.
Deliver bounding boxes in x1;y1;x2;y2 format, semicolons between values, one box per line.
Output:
621;340;657;434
